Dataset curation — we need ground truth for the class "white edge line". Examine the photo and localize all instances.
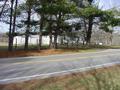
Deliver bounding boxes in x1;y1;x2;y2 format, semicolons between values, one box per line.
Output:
0;62;119;84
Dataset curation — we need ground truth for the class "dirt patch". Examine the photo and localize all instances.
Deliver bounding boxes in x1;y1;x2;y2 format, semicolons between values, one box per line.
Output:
0;49;69;58
0;49;98;58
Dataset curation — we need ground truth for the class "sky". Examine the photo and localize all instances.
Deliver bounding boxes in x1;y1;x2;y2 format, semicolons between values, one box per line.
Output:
98;0;120;10
0;0;120;33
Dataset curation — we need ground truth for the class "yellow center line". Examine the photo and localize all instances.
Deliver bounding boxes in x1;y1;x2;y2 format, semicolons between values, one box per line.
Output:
10;53;120;65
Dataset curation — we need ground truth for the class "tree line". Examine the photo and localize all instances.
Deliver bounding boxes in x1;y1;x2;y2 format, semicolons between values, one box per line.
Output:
0;0;120;51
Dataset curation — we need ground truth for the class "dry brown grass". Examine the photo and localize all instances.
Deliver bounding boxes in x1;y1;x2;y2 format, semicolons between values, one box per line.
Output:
0;49;98;58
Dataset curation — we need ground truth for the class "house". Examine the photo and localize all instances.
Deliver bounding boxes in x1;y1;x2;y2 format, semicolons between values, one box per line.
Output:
13;35;51;46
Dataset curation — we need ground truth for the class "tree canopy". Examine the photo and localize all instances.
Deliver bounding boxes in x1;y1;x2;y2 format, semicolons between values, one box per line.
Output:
0;0;119;51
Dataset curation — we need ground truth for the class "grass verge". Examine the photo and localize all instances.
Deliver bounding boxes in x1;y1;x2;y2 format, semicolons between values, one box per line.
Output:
0;44;120;58
0;65;120;90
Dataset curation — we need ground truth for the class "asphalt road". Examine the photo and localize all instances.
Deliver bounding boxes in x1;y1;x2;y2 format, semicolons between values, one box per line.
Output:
0;49;120;84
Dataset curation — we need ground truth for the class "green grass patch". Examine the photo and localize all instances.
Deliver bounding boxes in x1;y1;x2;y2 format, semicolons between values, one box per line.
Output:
1;44;120;51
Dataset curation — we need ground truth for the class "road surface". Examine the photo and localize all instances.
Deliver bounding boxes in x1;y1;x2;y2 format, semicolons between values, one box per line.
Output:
0;49;120;84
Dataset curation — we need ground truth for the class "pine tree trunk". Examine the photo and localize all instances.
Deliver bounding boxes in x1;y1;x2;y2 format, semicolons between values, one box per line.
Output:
24;30;29;50
24;7;31;50
83;18;87;44
49;16;53;49
49;31;53;49
53;13;61;49
76;37;79;48
38;31;42;50
86;17;93;45
54;34;58;49
38;14;44;50
12;0;18;50
8;0;14;51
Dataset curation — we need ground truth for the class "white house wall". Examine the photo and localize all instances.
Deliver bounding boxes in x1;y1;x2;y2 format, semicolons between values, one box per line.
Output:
13;35;51;46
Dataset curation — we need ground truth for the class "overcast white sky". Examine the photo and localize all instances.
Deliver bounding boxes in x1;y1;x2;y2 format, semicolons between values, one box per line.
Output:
0;0;120;33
